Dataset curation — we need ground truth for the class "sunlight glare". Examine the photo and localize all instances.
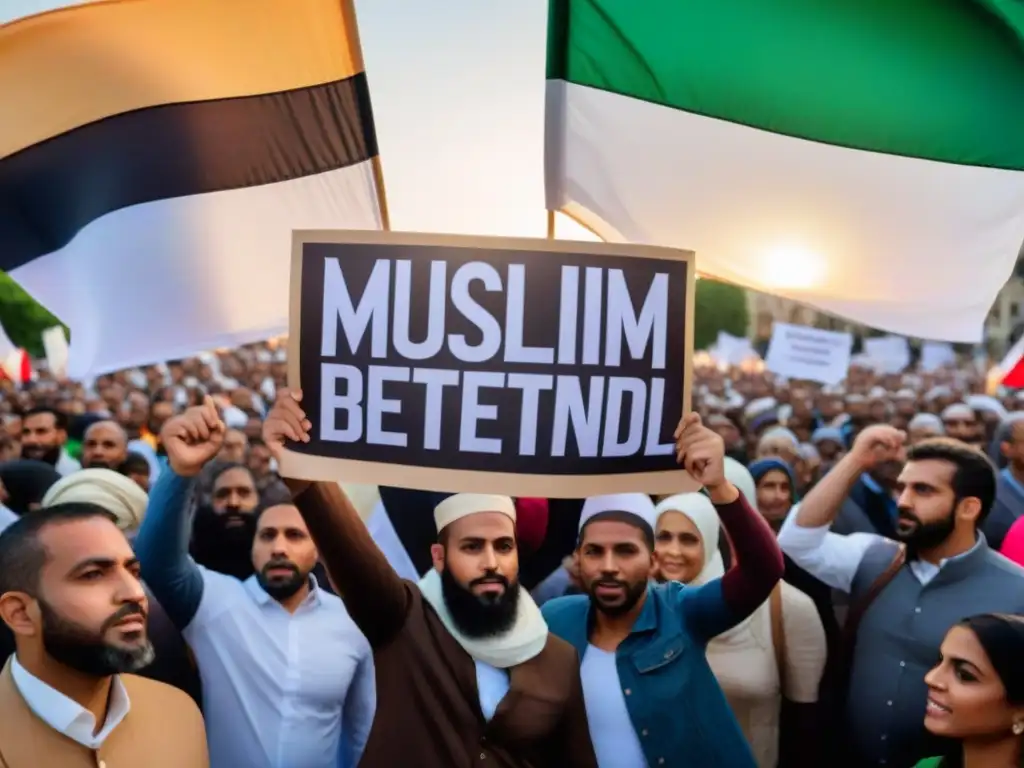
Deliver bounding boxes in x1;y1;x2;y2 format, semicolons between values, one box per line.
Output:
758;245;826;291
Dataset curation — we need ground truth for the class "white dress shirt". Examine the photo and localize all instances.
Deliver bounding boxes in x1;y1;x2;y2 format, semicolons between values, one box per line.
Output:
778;502;982;591
185;571;375;768
11;656;129;748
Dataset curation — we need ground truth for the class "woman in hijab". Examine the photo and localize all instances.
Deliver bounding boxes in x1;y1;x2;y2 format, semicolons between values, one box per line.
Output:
653;492;827;767
916;613;1024;767
0;459;61;516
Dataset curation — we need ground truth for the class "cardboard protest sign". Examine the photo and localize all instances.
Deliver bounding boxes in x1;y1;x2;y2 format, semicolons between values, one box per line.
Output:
281;230;696;497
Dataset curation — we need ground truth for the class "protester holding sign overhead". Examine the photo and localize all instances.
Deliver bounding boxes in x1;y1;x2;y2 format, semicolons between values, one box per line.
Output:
542;414;785;768
264;388;598;768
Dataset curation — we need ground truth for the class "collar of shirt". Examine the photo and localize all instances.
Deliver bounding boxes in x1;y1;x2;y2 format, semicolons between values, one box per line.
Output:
908;535;984;585
243;573;323;611
11;655;130;749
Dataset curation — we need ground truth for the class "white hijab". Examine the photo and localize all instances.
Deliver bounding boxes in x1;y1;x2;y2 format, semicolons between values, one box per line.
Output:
654;493;725;585
418;568;548;669
654;492;763;643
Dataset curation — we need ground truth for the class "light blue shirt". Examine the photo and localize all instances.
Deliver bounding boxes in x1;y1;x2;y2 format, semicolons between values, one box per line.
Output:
474;661;510;721
580;645;649;768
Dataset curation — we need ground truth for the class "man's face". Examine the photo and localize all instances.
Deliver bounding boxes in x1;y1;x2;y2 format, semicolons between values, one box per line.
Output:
211;467;259;521
29;518;153;676
147;402;175;437
1001;421;1024;471
219;430;248;464
894;460;961;550
943;413;979;443
577;519;651;617
21;413;63;465
251;505;316;601
434;512;520;638
82;422;127;470
706;416;741;449
756;436;799;467
248;443;273;480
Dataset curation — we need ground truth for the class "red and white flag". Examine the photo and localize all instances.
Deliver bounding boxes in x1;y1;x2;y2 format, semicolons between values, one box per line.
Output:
995;334;1024;389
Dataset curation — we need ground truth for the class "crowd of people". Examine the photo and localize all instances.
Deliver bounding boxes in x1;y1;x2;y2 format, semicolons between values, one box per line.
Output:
0;340;1023;767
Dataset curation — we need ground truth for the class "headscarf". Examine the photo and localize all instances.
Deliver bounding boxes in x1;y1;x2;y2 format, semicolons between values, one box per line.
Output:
654;492;763;644
42;468;148;532
748;457;800;513
748;457;798;493
723;457;757;507
0;460;62;516
653;493;723;585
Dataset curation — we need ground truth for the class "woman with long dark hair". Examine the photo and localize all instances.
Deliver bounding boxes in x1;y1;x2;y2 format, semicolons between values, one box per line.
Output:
916;613;1024;767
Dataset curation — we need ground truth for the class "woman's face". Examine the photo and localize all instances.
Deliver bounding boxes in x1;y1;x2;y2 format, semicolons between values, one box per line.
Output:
654;511;705;584
924;625;1024;739
756;469;793;526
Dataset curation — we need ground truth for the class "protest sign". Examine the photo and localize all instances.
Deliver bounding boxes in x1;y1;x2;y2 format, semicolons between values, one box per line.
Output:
765;322;852;385
281;230;697;497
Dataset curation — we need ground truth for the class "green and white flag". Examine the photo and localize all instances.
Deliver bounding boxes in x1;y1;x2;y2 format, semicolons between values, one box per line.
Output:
545;0;1024;341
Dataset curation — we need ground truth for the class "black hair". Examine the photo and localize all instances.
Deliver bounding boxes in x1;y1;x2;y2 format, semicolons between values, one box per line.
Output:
22;406;68;432
119;452;151;476
938;613;1024;768
906;438;997;524
210;462;255;487
577;510;655;551
0;502;119;596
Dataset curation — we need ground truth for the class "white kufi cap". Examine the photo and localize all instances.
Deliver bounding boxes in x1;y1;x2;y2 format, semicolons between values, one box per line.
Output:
578;493;657;532
434;494;516;533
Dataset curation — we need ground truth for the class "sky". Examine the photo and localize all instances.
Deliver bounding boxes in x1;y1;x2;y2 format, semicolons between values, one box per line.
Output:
2;0;598;242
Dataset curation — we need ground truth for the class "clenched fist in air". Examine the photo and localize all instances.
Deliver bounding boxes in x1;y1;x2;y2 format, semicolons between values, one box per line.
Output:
162;397;226;477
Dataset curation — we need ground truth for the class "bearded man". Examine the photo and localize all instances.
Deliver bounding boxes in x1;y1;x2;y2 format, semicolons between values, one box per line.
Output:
0;503;207;767
134;399;374;768
778;426;1024;768
263;389;597;768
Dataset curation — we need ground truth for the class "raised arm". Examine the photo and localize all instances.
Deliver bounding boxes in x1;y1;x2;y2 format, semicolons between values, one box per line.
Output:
135;400;225;630
673;414;784;642
778;425;904;592
264;390;410;648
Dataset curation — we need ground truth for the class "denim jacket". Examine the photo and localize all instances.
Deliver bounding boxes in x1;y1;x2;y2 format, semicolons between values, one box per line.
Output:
543;581;756;768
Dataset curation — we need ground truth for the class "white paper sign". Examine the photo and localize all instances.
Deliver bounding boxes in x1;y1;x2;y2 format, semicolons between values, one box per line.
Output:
920;341;956;372
765;323;853;385
710;331;759;366
863;335;911;374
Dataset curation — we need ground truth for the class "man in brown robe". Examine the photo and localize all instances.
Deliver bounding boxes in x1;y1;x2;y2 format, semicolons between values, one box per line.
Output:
263;389;597;767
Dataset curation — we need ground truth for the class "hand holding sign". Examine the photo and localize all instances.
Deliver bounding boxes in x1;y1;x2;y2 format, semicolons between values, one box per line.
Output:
263;388;312;463
674;413;733;500
162;397;225;478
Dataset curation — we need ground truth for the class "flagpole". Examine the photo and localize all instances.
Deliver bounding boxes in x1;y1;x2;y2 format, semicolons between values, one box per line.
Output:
340;0;391;231
546;210;556;240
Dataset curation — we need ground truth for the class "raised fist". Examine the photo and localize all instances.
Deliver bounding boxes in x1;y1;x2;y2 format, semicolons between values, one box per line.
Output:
162;397;225;478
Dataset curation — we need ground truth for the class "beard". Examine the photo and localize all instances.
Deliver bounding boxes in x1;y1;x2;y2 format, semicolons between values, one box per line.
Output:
586;576;648;617
39;600;154;677
257;559;307;601
894;506;957;555
22;444;60;466
440;565;520;639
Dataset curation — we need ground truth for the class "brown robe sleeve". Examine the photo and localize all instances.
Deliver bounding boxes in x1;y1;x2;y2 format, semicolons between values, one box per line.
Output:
293;481;411;648
553;656;599;768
